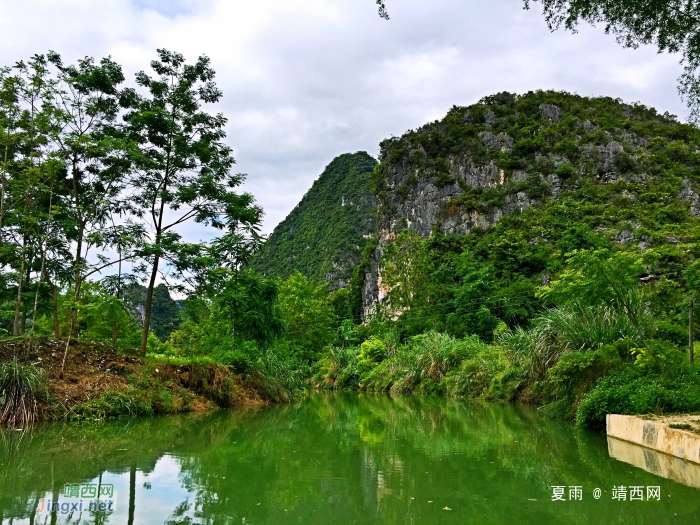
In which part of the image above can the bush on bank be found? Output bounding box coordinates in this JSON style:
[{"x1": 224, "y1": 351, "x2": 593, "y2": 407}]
[{"x1": 310, "y1": 305, "x2": 700, "y2": 429}]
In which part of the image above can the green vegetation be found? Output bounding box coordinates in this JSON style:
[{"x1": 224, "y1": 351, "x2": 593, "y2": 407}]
[
  {"x1": 3, "y1": 65, "x2": 700, "y2": 431},
  {"x1": 0, "y1": 357, "x2": 46, "y2": 426},
  {"x1": 526, "y1": 0, "x2": 700, "y2": 120},
  {"x1": 306, "y1": 91, "x2": 700, "y2": 428},
  {"x1": 251, "y1": 152, "x2": 377, "y2": 288}
]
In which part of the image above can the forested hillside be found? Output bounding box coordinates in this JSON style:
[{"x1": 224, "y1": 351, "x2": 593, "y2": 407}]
[
  {"x1": 251, "y1": 152, "x2": 377, "y2": 288},
  {"x1": 361, "y1": 90, "x2": 700, "y2": 332},
  {"x1": 305, "y1": 91, "x2": 700, "y2": 426}
]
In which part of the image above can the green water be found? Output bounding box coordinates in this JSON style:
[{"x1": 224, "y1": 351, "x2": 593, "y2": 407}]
[{"x1": 0, "y1": 392, "x2": 699, "y2": 524}]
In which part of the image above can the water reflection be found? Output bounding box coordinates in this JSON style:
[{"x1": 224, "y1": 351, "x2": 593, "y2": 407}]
[
  {"x1": 608, "y1": 436, "x2": 700, "y2": 490},
  {"x1": 0, "y1": 393, "x2": 699, "y2": 524}
]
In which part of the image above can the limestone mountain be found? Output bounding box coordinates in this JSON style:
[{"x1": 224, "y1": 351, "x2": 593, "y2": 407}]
[
  {"x1": 359, "y1": 90, "x2": 700, "y2": 329},
  {"x1": 251, "y1": 152, "x2": 377, "y2": 288}
]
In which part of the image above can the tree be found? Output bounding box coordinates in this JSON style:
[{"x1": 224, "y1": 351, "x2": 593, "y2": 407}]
[
  {"x1": 47, "y1": 52, "x2": 132, "y2": 339},
  {"x1": 381, "y1": 230, "x2": 431, "y2": 314},
  {"x1": 376, "y1": 0, "x2": 390, "y2": 20},
  {"x1": 212, "y1": 269, "x2": 283, "y2": 349},
  {"x1": 524, "y1": 0, "x2": 700, "y2": 119},
  {"x1": 0, "y1": 68, "x2": 22, "y2": 250},
  {"x1": 278, "y1": 271, "x2": 336, "y2": 362},
  {"x1": 3, "y1": 55, "x2": 57, "y2": 336},
  {"x1": 538, "y1": 248, "x2": 655, "y2": 334},
  {"x1": 123, "y1": 49, "x2": 261, "y2": 354}
]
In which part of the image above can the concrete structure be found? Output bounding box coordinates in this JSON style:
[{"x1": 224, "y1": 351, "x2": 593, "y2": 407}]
[
  {"x1": 606, "y1": 414, "x2": 700, "y2": 465},
  {"x1": 607, "y1": 436, "x2": 700, "y2": 489}
]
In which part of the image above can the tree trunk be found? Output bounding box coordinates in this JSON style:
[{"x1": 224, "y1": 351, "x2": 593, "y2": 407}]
[
  {"x1": 0, "y1": 175, "x2": 6, "y2": 247},
  {"x1": 51, "y1": 281, "x2": 59, "y2": 338},
  {"x1": 29, "y1": 495, "x2": 39, "y2": 525},
  {"x1": 49, "y1": 489, "x2": 59, "y2": 525},
  {"x1": 13, "y1": 236, "x2": 27, "y2": 336},
  {"x1": 0, "y1": 132, "x2": 10, "y2": 248},
  {"x1": 30, "y1": 245, "x2": 47, "y2": 338},
  {"x1": 139, "y1": 254, "x2": 160, "y2": 354},
  {"x1": 19, "y1": 308, "x2": 26, "y2": 336},
  {"x1": 71, "y1": 225, "x2": 85, "y2": 338}
]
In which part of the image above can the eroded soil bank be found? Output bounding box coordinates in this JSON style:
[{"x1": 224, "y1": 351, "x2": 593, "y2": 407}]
[{"x1": 0, "y1": 338, "x2": 266, "y2": 424}]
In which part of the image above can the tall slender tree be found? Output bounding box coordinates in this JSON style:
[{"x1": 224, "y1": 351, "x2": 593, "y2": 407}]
[
  {"x1": 6, "y1": 56, "x2": 56, "y2": 336},
  {"x1": 0, "y1": 68, "x2": 22, "y2": 250},
  {"x1": 46, "y1": 52, "x2": 131, "y2": 339},
  {"x1": 124, "y1": 49, "x2": 261, "y2": 354}
]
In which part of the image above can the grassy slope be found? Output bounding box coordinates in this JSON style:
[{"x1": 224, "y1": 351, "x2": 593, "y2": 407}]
[{"x1": 251, "y1": 152, "x2": 377, "y2": 287}]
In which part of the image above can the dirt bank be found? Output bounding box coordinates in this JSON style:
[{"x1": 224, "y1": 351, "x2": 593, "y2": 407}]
[{"x1": 0, "y1": 338, "x2": 267, "y2": 424}]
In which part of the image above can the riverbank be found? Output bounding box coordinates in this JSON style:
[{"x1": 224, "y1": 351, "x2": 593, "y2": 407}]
[
  {"x1": 0, "y1": 338, "x2": 268, "y2": 425},
  {"x1": 607, "y1": 414, "x2": 700, "y2": 464},
  {"x1": 310, "y1": 330, "x2": 700, "y2": 429}
]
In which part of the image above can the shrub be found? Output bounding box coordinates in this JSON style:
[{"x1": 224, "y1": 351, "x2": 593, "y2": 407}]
[
  {"x1": 536, "y1": 302, "x2": 644, "y2": 352},
  {"x1": 246, "y1": 346, "x2": 308, "y2": 402},
  {"x1": 539, "y1": 342, "x2": 627, "y2": 419},
  {"x1": 413, "y1": 331, "x2": 473, "y2": 382},
  {"x1": 446, "y1": 346, "x2": 508, "y2": 397},
  {"x1": 70, "y1": 390, "x2": 154, "y2": 421},
  {"x1": 0, "y1": 358, "x2": 47, "y2": 427},
  {"x1": 358, "y1": 338, "x2": 387, "y2": 365},
  {"x1": 555, "y1": 162, "x2": 574, "y2": 178},
  {"x1": 576, "y1": 356, "x2": 700, "y2": 429}
]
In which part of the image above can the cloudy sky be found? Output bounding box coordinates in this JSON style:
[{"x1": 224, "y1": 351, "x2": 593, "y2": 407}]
[{"x1": 0, "y1": 0, "x2": 685, "y2": 236}]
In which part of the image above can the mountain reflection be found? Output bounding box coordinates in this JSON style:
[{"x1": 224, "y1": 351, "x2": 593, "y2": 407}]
[{"x1": 1, "y1": 393, "x2": 698, "y2": 524}]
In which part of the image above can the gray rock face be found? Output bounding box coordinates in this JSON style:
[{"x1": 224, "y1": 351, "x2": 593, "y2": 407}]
[
  {"x1": 621, "y1": 190, "x2": 638, "y2": 203},
  {"x1": 480, "y1": 131, "x2": 513, "y2": 152},
  {"x1": 539, "y1": 103, "x2": 562, "y2": 123},
  {"x1": 618, "y1": 130, "x2": 649, "y2": 148},
  {"x1": 599, "y1": 142, "x2": 625, "y2": 172},
  {"x1": 583, "y1": 120, "x2": 598, "y2": 132},
  {"x1": 359, "y1": 103, "x2": 674, "y2": 318},
  {"x1": 616, "y1": 230, "x2": 634, "y2": 244},
  {"x1": 679, "y1": 179, "x2": 700, "y2": 217},
  {"x1": 581, "y1": 141, "x2": 625, "y2": 176},
  {"x1": 361, "y1": 152, "x2": 536, "y2": 317}
]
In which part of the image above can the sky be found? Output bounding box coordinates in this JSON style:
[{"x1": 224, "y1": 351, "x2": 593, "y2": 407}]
[{"x1": 0, "y1": 0, "x2": 686, "y2": 237}]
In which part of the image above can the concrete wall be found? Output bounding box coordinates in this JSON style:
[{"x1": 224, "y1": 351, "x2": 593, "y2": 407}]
[{"x1": 606, "y1": 414, "x2": 700, "y2": 465}]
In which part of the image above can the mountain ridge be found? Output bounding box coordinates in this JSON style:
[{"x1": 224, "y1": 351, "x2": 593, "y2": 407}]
[{"x1": 251, "y1": 151, "x2": 377, "y2": 289}]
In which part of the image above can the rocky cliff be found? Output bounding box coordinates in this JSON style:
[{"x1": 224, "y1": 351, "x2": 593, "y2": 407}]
[{"x1": 361, "y1": 90, "x2": 700, "y2": 318}]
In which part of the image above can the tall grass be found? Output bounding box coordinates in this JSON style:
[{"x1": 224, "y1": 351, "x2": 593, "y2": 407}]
[
  {"x1": 0, "y1": 358, "x2": 46, "y2": 427},
  {"x1": 311, "y1": 299, "x2": 657, "y2": 423},
  {"x1": 536, "y1": 299, "x2": 645, "y2": 352},
  {"x1": 247, "y1": 349, "x2": 308, "y2": 403}
]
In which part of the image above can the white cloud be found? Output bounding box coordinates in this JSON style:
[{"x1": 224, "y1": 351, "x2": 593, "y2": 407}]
[{"x1": 0, "y1": 0, "x2": 685, "y2": 236}]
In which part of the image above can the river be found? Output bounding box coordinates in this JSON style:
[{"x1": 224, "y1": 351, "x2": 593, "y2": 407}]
[{"x1": 0, "y1": 392, "x2": 698, "y2": 524}]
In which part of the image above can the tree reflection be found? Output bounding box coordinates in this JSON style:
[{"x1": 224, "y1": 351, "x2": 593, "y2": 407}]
[{"x1": 1, "y1": 394, "x2": 700, "y2": 524}]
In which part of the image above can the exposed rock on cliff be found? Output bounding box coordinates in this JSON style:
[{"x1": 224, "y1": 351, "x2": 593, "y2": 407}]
[{"x1": 360, "y1": 90, "x2": 700, "y2": 318}]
